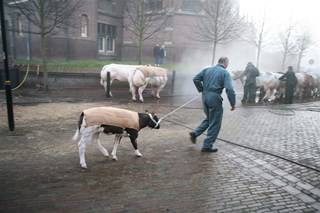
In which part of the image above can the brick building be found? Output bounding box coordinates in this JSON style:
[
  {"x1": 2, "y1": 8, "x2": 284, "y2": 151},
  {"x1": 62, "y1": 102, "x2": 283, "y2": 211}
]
[{"x1": 7, "y1": 0, "x2": 252, "y2": 67}]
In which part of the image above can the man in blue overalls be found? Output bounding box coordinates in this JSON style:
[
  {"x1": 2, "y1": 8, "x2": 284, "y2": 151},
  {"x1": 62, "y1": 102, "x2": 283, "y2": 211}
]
[{"x1": 190, "y1": 57, "x2": 236, "y2": 152}]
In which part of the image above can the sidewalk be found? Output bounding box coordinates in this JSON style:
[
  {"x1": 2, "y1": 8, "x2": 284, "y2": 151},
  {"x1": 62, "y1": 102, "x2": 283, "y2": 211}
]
[{"x1": 0, "y1": 88, "x2": 320, "y2": 212}]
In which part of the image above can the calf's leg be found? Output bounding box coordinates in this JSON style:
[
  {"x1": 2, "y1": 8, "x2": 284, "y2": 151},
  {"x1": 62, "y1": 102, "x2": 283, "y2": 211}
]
[
  {"x1": 78, "y1": 125, "x2": 99, "y2": 169},
  {"x1": 128, "y1": 130, "x2": 142, "y2": 157},
  {"x1": 92, "y1": 132, "x2": 109, "y2": 157},
  {"x1": 78, "y1": 138, "x2": 87, "y2": 168},
  {"x1": 111, "y1": 135, "x2": 122, "y2": 160}
]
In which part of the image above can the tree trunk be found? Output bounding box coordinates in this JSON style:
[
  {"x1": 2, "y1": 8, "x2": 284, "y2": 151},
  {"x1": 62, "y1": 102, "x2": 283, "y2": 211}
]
[
  {"x1": 40, "y1": 0, "x2": 48, "y2": 90},
  {"x1": 138, "y1": 39, "x2": 143, "y2": 65},
  {"x1": 281, "y1": 53, "x2": 287, "y2": 72},
  {"x1": 41, "y1": 33, "x2": 48, "y2": 90},
  {"x1": 297, "y1": 51, "x2": 303, "y2": 73},
  {"x1": 256, "y1": 48, "x2": 261, "y2": 69},
  {"x1": 211, "y1": 42, "x2": 217, "y2": 65}
]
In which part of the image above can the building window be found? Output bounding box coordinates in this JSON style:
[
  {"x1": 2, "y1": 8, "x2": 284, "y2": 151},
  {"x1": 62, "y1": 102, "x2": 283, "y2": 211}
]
[
  {"x1": 106, "y1": 37, "x2": 114, "y2": 52},
  {"x1": 182, "y1": 0, "x2": 200, "y2": 12},
  {"x1": 98, "y1": 36, "x2": 105, "y2": 52},
  {"x1": 81, "y1": 14, "x2": 88, "y2": 37},
  {"x1": 17, "y1": 14, "x2": 23, "y2": 36},
  {"x1": 98, "y1": 23, "x2": 117, "y2": 53},
  {"x1": 147, "y1": 0, "x2": 163, "y2": 11}
]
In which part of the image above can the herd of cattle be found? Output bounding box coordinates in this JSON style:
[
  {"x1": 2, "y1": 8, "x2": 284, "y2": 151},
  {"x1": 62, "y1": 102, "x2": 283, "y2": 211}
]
[
  {"x1": 98, "y1": 63, "x2": 320, "y2": 104},
  {"x1": 232, "y1": 70, "x2": 320, "y2": 103},
  {"x1": 100, "y1": 64, "x2": 168, "y2": 102}
]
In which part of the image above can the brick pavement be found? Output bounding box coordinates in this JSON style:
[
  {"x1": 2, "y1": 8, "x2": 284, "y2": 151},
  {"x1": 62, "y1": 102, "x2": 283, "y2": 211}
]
[{"x1": 0, "y1": 88, "x2": 320, "y2": 212}]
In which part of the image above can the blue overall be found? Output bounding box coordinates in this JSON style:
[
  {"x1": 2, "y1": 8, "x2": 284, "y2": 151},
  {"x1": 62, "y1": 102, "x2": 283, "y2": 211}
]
[{"x1": 192, "y1": 64, "x2": 236, "y2": 149}]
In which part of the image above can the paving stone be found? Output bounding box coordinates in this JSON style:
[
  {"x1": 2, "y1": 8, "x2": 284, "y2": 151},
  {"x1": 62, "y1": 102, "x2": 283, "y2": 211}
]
[
  {"x1": 310, "y1": 188, "x2": 320, "y2": 197},
  {"x1": 283, "y1": 174, "x2": 300, "y2": 183},
  {"x1": 296, "y1": 193, "x2": 316, "y2": 203},
  {"x1": 273, "y1": 169, "x2": 289, "y2": 176},
  {"x1": 270, "y1": 179, "x2": 287, "y2": 187},
  {"x1": 297, "y1": 182, "x2": 315, "y2": 191},
  {"x1": 259, "y1": 172, "x2": 275, "y2": 181},
  {"x1": 282, "y1": 185, "x2": 301, "y2": 195}
]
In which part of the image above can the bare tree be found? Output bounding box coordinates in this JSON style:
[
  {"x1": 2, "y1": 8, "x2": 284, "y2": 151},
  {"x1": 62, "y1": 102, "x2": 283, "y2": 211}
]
[
  {"x1": 278, "y1": 22, "x2": 296, "y2": 71},
  {"x1": 189, "y1": 0, "x2": 245, "y2": 65},
  {"x1": 244, "y1": 12, "x2": 273, "y2": 69},
  {"x1": 295, "y1": 30, "x2": 312, "y2": 72},
  {"x1": 10, "y1": 0, "x2": 85, "y2": 90},
  {"x1": 122, "y1": 0, "x2": 169, "y2": 65}
]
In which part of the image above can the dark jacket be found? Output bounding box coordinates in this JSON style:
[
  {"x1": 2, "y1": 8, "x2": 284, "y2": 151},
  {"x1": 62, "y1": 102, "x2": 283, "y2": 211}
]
[
  {"x1": 154, "y1": 46, "x2": 160, "y2": 58},
  {"x1": 279, "y1": 68, "x2": 297, "y2": 86},
  {"x1": 243, "y1": 64, "x2": 260, "y2": 84}
]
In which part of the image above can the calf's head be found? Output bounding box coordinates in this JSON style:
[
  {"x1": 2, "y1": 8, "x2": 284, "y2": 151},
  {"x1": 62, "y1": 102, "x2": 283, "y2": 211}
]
[{"x1": 146, "y1": 111, "x2": 160, "y2": 129}]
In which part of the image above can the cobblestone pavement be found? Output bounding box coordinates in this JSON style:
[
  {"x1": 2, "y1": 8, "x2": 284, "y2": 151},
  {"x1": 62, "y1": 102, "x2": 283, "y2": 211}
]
[{"x1": 0, "y1": 87, "x2": 320, "y2": 212}]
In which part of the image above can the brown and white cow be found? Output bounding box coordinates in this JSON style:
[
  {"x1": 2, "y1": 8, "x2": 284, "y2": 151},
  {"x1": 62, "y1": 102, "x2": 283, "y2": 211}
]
[
  {"x1": 100, "y1": 64, "x2": 168, "y2": 102},
  {"x1": 130, "y1": 66, "x2": 168, "y2": 102}
]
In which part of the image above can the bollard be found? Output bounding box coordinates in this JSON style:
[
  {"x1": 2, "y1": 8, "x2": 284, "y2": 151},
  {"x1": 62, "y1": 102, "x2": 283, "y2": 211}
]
[{"x1": 106, "y1": 71, "x2": 111, "y2": 98}]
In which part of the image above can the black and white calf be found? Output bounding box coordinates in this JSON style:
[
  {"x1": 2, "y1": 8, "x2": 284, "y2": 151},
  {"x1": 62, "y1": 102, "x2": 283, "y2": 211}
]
[{"x1": 72, "y1": 107, "x2": 160, "y2": 168}]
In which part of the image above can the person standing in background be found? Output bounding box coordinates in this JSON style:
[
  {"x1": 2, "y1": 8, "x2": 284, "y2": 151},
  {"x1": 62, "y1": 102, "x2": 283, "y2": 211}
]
[
  {"x1": 240, "y1": 62, "x2": 260, "y2": 104},
  {"x1": 279, "y1": 66, "x2": 297, "y2": 104},
  {"x1": 159, "y1": 45, "x2": 166, "y2": 65},
  {"x1": 154, "y1": 44, "x2": 160, "y2": 66}
]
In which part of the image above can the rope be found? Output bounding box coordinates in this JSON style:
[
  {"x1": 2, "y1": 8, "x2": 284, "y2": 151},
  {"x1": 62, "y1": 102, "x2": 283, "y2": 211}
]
[
  {"x1": 156, "y1": 94, "x2": 201, "y2": 125},
  {"x1": 0, "y1": 64, "x2": 31, "y2": 92}
]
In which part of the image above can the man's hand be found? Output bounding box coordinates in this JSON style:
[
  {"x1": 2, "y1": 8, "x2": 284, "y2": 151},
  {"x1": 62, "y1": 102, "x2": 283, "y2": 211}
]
[{"x1": 231, "y1": 106, "x2": 236, "y2": 111}]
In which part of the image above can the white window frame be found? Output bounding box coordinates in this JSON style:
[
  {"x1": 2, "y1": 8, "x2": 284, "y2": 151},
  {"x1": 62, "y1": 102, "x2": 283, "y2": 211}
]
[
  {"x1": 81, "y1": 15, "x2": 88, "y2": 37},
  {"x1": 98, "y1": 36, "x2": 105, "y2": 52},
  {"x1": 106, "y1": 37, "x2": 115, "y2": 53},
  {"x1": 17, "y1": 15, "x2": 23, "y2": 36}
]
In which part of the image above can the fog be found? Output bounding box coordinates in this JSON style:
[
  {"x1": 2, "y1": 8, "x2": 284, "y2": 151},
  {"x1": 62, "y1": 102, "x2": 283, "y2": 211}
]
[{"x1": 238, "y1": 0, "x2": 320, "y2": 72}]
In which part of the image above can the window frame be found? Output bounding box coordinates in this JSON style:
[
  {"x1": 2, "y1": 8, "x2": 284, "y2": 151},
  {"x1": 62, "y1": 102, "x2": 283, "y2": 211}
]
[
  {"x1": 17, "y1": 14, "x2": 24, "y2": 36},
  {"x1": 98, "y1": 36, "x2": 105, "y2": 52},
  {"x1": 97, "y1": 22, "x2": 117, "y2": 53},
  {"x1": 106, "y1": 37, "x2": 115, "y2": 53},
  {"x1": 81, "y1": 14, "x2": 88, "y2": 37},
  {"x1": 147, "y1": 0, "x2": 163, "y2": 11},
  {"x1": 182, "y1": 0, "x2": 200, "y2": 12}
]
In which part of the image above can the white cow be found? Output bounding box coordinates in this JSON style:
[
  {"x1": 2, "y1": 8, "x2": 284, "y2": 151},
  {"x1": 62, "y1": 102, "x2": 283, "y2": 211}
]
[
  {"x1": 100, "y1": 64, "x2": 139, "y2": 97},
  {"x1": 256, "y1": 71, "x2": 283, "y2": 102},
  {"x1": 130, "y1": 66, "x2": 168, "y2": 102},
  {"x1": 309, "y1": 73, "x2": 320, "y2": 97},
  {"x1": 233, "y1": 70, "x2": 283, "y2": 102},
  {"x1": 295, "y1": 72, "x2": 320, "y2": 98}
]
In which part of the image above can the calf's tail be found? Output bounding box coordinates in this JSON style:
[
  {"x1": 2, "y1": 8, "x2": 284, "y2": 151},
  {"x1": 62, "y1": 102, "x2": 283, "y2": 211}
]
[
  {"x1": 72, "y1": 113, "x2": 84, "y2": 141},
  {"x1": 72, "y1": 129, "x2": 80, "y2": 141}
]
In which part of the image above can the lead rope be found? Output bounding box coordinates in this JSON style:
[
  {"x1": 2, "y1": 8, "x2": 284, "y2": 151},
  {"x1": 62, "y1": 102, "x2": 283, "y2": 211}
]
[{"x1": 149, "y1": 94, "x2": 201, "y2": 128}]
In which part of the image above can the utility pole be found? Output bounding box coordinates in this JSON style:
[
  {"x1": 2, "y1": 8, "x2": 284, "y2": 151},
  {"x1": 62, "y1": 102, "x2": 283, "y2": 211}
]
[{"x1": 0, "y1": 0, "x2": 15, "y2": 131}]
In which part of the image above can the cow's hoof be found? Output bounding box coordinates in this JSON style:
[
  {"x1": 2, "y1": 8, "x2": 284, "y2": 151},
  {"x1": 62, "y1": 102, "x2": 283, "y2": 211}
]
[
  {"x1": 135, "y1": 150, "x2": 142, "y2": 157},
  {"x1": 112, "y1": 156, "x2": 118, "y2": 161},
  {"x1": 80, "y1": 163, "x2": 87, "y2": 169}
]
